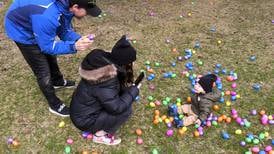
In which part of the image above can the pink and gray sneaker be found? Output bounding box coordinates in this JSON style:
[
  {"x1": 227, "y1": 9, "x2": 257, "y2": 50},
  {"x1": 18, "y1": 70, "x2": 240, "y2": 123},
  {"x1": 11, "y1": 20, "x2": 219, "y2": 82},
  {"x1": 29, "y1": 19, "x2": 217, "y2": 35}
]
[{"x1": 92, "y1": 133, "x2": 121, "y2": 145}]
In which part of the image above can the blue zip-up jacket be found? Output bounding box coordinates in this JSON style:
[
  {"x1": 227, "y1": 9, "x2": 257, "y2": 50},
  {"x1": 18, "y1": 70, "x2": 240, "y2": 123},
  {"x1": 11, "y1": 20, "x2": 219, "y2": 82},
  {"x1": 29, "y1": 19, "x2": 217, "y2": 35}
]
[{"x1": 4, "y1": 0, "x2": 81, "y2": 55}]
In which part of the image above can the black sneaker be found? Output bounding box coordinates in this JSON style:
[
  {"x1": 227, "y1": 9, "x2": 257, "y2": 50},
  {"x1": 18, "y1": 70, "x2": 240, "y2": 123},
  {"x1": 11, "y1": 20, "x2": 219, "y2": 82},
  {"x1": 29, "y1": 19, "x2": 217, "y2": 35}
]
[
  {"x1": 49, "y1": 103, "x2": 70, "y2": 117},
  {"x1": 53, "y1": 79, "x2": 76, "y2": 89}
]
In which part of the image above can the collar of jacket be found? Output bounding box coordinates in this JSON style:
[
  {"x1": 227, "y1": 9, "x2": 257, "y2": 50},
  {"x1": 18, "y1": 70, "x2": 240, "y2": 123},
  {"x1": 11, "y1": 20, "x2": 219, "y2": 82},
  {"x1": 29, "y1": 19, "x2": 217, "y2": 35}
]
[
  {"x1": 197, "y1": 89, "x2": 221, "y2": 102},
  {"x1": 79, "y1": 64, "x2": 118, "y2": 84}
]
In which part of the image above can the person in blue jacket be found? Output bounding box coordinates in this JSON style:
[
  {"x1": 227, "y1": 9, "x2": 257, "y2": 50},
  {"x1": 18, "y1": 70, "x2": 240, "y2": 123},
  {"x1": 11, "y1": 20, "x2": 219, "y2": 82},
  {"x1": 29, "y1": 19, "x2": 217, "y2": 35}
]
[{"x1": 4, "y1": 0, "x2": 101, "y2": 117}]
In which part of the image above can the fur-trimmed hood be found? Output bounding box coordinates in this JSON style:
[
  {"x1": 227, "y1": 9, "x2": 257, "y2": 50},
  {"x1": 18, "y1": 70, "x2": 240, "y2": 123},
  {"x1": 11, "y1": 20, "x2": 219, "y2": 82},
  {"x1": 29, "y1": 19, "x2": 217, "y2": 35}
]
[{"x1": 79, "y1": 64, "x2": 118, "y2": 84}]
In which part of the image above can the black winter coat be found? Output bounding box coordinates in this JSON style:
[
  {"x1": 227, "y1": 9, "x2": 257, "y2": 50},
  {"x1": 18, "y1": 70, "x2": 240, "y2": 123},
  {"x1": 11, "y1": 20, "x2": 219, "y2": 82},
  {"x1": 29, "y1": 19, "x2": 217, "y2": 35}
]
[{"x1": 70, "y1": 56, "x2": 139, "y2": 131}]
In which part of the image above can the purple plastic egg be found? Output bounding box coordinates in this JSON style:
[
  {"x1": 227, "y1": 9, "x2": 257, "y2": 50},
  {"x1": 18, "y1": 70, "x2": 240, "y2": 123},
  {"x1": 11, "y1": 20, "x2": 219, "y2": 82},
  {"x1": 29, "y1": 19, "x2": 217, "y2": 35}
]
[
  {"x1": 230, "y1": 91, "x2": 237, "y2": 96},
  {"x1": 198, "y1": 130, "x2": 204, "y2": 136},
  {"x1": 240, "y1": 141, "x2": 246, "y2": 147},
  {"x1": 250, "y1": 109, "x2": 257, "y2": 115},
  {"x1": 198, "y1": 127, "x2": 203, "y2": 131},
  {"x1": 269, "y1": 120, "x2": 274, "y2": 125},
  {"x1": 265, "y1": 146, "x2": 272, "y2": 152},
  {"x1": 82, "y1": 131, "x2": 90, "y2": 138},
  {"x1": 7, "y1": 137, "x2": 13, "y2": 144},
  {"x1": 240, "y1": 121, "x2": 245, "y2": 126},
  {"x1": 167, "y1": 122, "x2": 172, "y2": 128},
  {"x1": 231, "y1": 109, "x2": 237, "y2": 115}
]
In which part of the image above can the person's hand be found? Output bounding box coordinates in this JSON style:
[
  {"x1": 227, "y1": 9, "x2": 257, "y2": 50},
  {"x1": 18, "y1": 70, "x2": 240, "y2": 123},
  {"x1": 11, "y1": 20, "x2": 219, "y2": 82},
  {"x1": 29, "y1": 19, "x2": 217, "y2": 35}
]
[
  {"x1": 194, "y1": 83, "x2": 205, "y2": 94},
  {"x1": 195, "y1": 119, "x2": 202, "y2": 126},
  {"x1": 75, "y1": 35, "x2": 93, "y2": 51},
  {"x1": 137, "y1": 83, "x2": 142, "y2": 89}
]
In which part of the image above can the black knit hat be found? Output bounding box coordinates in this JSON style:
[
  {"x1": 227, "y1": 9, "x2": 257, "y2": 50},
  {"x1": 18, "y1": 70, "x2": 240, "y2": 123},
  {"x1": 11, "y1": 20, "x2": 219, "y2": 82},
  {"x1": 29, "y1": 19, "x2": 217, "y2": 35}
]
[
  {"x1": 69, "y1": 0, "x2": 101, "y2": 17},
  {"x1": 198, "y1": 74, "x2": 217, "y2": 93},
  {"x1": 110, "y1": 35, "x2": 137, "y2": 66},
  {"x1": 81, "y1": 49, "x2": 110, "y2": 70}
]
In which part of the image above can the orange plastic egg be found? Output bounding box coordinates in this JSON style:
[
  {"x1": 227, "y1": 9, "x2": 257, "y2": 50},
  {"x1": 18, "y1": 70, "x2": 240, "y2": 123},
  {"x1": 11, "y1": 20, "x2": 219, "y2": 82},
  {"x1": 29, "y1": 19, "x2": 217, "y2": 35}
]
[
  {"x1": 178, "y1": 129, "x2": 185, "y2": 135},
  {"x1": 225, "y1": 90, "x2": 231, "y2": 96},
  {"x1": 260, "y1": 110, "x2": 266, "y2": 115},
  {"x1": 226, "y1": 117, "x2": 232, "y2": 123},
  {"x1": 194, "y1": 131, "x2": 200, "y2": 137},
  {"x1": 153, "y1": 119, "x2": 159, "y2": 125},
  {"x1": 187, "y1": 97, "x2": 192, "y2": 103},
  {"x1": 82, "y1": 151, "x2": 89, "y2": 154},
  {"x1": 213, "y1": 105, "x2": 220, "y2": 111},
  {"x1": 218, "y1": 117, "x2": 223, "y2": 123},
  {"x1": 222, "y1": 115, "x2": 227, "y2": 120},
  {"x1": 135, "y1": 128, "x2": 142, "y2": 136},
  {"x1": 161, "y1": 115, "x2": 167, "y2": 120},
  {"x1": 154, "y1": 110, "x2": 160, "y2": 115},
  {"x1": 169, "y1": 117, "x2": 174, "y2": 122}
]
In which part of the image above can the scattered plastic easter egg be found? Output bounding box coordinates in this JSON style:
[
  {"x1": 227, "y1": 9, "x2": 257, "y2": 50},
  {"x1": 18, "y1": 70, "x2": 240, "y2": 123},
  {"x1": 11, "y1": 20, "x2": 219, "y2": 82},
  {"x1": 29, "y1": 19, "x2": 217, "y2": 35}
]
[
  {"x1": 253, "y1": 138, "x2": 260, "y2": 144},
  {"x1": 136, "y1": 137, "x2": 143, "y2": 144},
  {"x1": 67, "y1": 138, "x2": 73, "y2": 145},
  {"x1": 252, "y1": 147, "x2": 260, "y2": 153},
  {"x1": 87, "y1": 134, "x2": 93, "y2": 140},
  {"x1": 166, "y1": 129, "x2": 173, "y2": 137},
  {"x1": 7, "y1": 137, "x2": 13, "y2": 144},
  {"x1": 265, "y1": 146, "x2": 272, "y2": 152},
  {"x1": 213, "y1": 105, "x2": 220, "y2": 111},
  {"x1": 59, "y1": 121, "x2": 65, "y2": 128},
  {"x1": 240, "y1": 141, "x2": 246, "y2": 147},
  {"x1": 235, "y1": 129, "x2": 242, "y2": 135},
  {"x1": 194, "y1": 131, "x2": 200, "y2": 137},
  {"x1": 136, "y1": 129, "x2": 142, "y2": 136},
  {"x1": 65, "y1": 145, "x2": 71, "y2": 154},
  {"x1": 12, "y1": 140, "x2": 20, "y2": 147},
  {"x1": 152, "y1": 148, "x2": 159, "y2": 154}
]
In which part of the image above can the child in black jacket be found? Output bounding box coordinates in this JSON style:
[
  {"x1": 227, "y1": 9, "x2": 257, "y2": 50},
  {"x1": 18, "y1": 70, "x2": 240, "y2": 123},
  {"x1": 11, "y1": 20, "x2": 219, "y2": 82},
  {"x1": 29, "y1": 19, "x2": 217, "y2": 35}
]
[{"x1": 70, "y1": 36, "x2": 140, "y2": 145}]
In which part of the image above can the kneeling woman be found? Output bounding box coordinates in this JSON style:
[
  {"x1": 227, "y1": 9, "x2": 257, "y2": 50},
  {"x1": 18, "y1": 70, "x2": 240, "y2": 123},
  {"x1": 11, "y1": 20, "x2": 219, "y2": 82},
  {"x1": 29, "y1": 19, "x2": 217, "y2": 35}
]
[{"x1": 70, "y1": 36, "x2": 140, "y2": 145}]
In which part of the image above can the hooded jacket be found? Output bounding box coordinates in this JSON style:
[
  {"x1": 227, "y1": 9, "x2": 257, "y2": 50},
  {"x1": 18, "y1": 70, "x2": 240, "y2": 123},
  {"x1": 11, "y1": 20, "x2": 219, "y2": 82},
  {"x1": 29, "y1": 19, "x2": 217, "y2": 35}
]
[
  {"x1": 4, "y1": 0, "x2": 81, "y2": 55},
  {"x1": 70, "y1": 50, "x2": 139, "y2": 131},
  {"x1": 191, "y1": 89, "x2": 221, "y2": 121}
]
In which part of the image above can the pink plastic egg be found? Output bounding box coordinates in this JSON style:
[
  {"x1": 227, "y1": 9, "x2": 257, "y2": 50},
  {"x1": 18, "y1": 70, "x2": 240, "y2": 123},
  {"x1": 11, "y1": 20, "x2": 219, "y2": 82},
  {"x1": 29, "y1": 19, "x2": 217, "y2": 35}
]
[
  {"x1": 166, "y1": 129, "x2": 173, "y2": 137},
  {"x1": 231, "y1": 109, "x2": 237, "y2": 115},
  {"x1": 236, "y1": 117, "x2": 242, "y2": 124},
  {"x1": 231, "y1": 83, "x2": 237, "y2": 88},
  {"x1": 155, "y1": 100, "x2": 161, "y2": 106},
  {"x1": 252, "y1": 147, "x2": 260, "y2": 153},
  {"x1": 136, "y1": 137, "x2": 143, "y2": 145},
  {"x1": 87, "y1": 134, "x2": 93, "y2": 140},
  {"x1": 265, "y1": 146, "x2": 272, "y2": 152},
  {"x1": 206, "y1": 121, "x2": 212, "y2": 127},
  {"x1": 66, "y1": 138, "x2": 73, "y2": 145}
]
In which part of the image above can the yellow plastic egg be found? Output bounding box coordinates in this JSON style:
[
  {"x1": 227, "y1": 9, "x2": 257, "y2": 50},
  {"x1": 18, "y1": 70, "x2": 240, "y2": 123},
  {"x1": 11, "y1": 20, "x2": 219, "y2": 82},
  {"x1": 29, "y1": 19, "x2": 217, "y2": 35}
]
[{"x1": 226, "y1": 101, "x2": 231, "y2": 106}]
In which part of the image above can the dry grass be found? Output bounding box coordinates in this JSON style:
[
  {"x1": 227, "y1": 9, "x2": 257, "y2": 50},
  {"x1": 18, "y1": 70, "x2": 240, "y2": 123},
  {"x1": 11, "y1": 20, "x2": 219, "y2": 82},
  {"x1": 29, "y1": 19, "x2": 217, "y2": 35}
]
[{"x1": 0, "y1": 0, "x2": 273, "y2": 153}]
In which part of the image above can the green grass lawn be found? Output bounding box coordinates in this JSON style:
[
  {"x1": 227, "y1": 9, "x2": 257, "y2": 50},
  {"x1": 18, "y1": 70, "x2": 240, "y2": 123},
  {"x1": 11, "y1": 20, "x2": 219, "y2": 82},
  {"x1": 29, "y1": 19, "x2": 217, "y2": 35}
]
[{"x1": 0, "y1": 0, "x2": 273, "y2": 153}]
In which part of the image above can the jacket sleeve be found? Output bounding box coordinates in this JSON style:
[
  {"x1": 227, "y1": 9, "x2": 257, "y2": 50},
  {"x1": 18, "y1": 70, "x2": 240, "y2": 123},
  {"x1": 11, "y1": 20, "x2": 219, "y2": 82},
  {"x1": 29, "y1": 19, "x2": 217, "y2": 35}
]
[
  {"x1": 57, "y1": 16, "x2": 81, "y2": 41},
  {"x1": 31, "y1": 15, "x2": 77, "y2": 55},
  {"x1": 198, "y1": 99, "x2": 212, "y2": 121},
  {"x1": 198, "y1": 90, "x2": 222, "y2": 121},
  {"x1": 95, "y1": 84, "x2": 139, "y2": 115}
]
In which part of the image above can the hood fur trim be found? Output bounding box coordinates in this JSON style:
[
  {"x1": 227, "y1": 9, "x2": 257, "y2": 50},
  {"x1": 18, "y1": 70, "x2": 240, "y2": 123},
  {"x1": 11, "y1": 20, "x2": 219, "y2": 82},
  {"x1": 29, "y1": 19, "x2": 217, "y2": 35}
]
[{"x1": 79, "y1": 64, "x2": 117, "y2": 84}]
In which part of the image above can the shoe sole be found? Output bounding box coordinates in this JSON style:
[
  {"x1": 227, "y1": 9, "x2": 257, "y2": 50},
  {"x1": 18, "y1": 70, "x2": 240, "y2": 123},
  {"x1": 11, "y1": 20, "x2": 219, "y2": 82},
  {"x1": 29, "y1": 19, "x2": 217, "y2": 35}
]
[
  {"x1": 54, "y1": 86, "x2": 76, "y2": 89},
  {"x1": 93, "y1": 139, "x2": 121, "y2": 145},
  {"x1": 49, "y1": 108, "x2": 70, "y2": 117}
]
